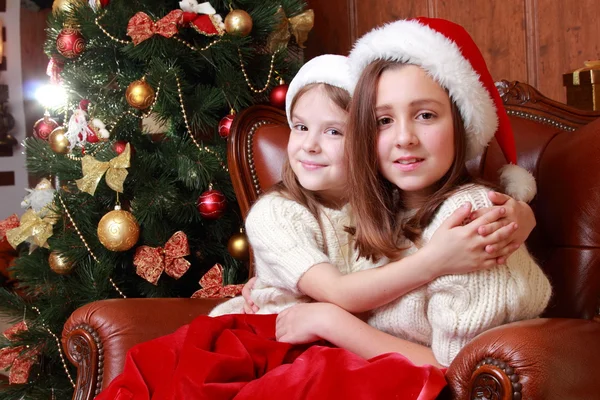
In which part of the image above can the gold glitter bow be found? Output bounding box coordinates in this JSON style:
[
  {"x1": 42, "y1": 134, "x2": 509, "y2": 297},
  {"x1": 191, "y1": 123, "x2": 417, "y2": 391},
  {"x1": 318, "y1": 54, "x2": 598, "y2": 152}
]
[
  {"x1": 76, "y1": 143, "x2": 131, "y2": 195},
  {"x1": 6, "y1": 208, "x2": 58, "y2": 249},
  {"x1": 267, "y1": 7, "x2": 314, "y2": 52}
]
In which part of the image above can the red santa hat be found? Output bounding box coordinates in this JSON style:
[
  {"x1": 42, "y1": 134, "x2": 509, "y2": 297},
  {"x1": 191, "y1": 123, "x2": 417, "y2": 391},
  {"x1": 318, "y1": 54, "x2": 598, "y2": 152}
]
[
  {"x1": 348, "y1": 17, "x2": 536, "y2": 202},
  {"x1": 285, "y1": 54, "x2": 355, "y2": 128}
]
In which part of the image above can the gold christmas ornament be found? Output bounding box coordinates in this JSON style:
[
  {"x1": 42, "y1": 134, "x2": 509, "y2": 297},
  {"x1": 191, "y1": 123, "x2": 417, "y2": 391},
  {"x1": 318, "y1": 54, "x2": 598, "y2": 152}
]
[
  {"x1": 227, "y1": 231, "x2": 250, "y2": 261},
  {"x1": 97, "y1": 205, "x2": 140, "y2": 252},
  {"x1": 48, "y1": 126, "x2": 70, "y2": 154},
  {"x1": 52, "y1": 0, "x2": 85, "y2": 15},
  {"x1": 48, "y1": 251, "x2": 74, "y2": 275},
  {"x1": 224, "y1": 10, "x2": 253, "y2": 37},
  {"x1": 126, "y1": 78, "x2": 155, "y2": 110}
]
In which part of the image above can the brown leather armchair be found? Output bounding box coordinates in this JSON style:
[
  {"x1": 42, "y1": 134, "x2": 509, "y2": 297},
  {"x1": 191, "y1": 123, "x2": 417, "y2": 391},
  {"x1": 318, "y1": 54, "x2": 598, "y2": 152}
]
[{"x1": 62, "y1": 81, "x2": 600, "y2": 400}]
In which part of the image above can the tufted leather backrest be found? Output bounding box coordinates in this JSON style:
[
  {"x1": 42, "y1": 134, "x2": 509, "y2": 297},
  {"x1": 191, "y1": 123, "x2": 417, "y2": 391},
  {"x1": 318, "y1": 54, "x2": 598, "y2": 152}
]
[{"x1": 227, "y1": 81, "x2": 600, "y2": 320}]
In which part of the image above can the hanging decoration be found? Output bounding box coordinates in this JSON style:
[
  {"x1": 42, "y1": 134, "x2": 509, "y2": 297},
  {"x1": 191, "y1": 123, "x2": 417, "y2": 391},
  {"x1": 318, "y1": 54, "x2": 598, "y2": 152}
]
[
  {"x1": 33, "y1": 111, "x2": 59, "y2": 141},
  {"x1": 191, "y1": 263, "x2": 243, "y2": 298},
  {"x1": 267, "y1": 7, "x2": 314, "y2": 52},
  {"x1": 88, "y1": 0, "x2": 110, "y2": 12},
  {"x1": 269, "y1": 79, "x2": 288, "y2": 109},
  {"x1": 0, "y1": 322, "x2": 40, "y2": 384},
  {"x1": 52, "y1": 0, "x2": 85, "y2": 15},
  {"x1": 227, "y1": 230, "x2": 249, "y2": 260},
  {"x1": 6, "y1": 207, "x2": 58, "y2": 250},
  {"x1": 86, "y1": 118, "x2": 110, "y2": 143},
  {"x1": 46, "y1": 57, "x2": 64, "y2": 85},
  {"x1": 218, "y1": 110, "x2": 235, "y2": 138},
  {"x1": 48, "y1": 126, "x2": 70, "y2": 154},
  {"x1": 180, "y1": 0, "x2": 225, "y2": 36},
  {"x1": 48, "y1": 251, "x2": 75, "y2": 275},
  {"x1": 97, "y1": 205, "x2": 140, "y2": 252},
  {"x1": 126, "y1": 10, "x2": 184, "y2": 46},
  {"x1": 197, "y1": 186, "x2": 226, "y2": 219},
  {"x1": 133, "y1": 231, "x2": 191, "y2": 285},
  {"x1": 65, "y1": 100, "x2": 92, "y2": 148},
  {"x1": 20, "y1": 178, "x2": 56, "y2": 213},
  {"x1": 224, "y1": 9, "x2": 253, "y2": 36},
  {"x1": 56, "y1": 26, "x2": 86, "y2": 59},
  {"x1": 75, "y1": 142, "x2": 131, "y2": 195},
  {"x1": 125, "y1": 78, "x2": 155, "y2": 110}
]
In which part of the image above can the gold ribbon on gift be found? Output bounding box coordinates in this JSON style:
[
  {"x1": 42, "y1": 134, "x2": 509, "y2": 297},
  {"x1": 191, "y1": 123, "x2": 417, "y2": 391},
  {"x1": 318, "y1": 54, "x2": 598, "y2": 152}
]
[
  {"x1": 267, "y1": 7, "x2": 314, "y2": 52},
  {"x1": 571, "y1": 60, "x2": 600, "y2": 85},
  {"x1": 6, "y1": 208, "x2": 58, "y2": 249},
  {"x1": 76, "y1": 143, "x2": 131, "y2": 195}
]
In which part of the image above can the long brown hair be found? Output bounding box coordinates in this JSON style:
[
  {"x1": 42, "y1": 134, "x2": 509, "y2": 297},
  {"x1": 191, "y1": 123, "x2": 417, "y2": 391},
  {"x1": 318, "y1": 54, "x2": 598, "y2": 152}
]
[
  {"x1": 271, "y1": 83, "x2": 352, "y2": 227},
  {"x1": 346, "y1": 60, "x2": 497, "y2": 261}
]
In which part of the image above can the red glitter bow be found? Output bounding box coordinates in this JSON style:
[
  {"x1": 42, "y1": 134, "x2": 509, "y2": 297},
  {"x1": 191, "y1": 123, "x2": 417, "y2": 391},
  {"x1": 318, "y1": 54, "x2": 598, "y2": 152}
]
[
  {"x1": 0, "y1": 322, "x2": 40, "y2": 384},
  {"x1": 0, "y1": 214, "x2": 19, "y2": 241},
  {"x1": 127, "y1": 10, "x2": 184, "y2": 45},
  {"x1": 191, "y1": 264, "x2": 243, "y2": 298},
  {"x1": 134, "y1": 231, "x2": 191, "y2": 285}
]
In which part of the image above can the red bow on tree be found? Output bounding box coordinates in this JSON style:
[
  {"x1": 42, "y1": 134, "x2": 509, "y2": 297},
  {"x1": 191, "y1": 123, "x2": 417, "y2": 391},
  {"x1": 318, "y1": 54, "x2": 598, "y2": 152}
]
[
  {"x1": 134, "y1": 231, "x2": 190, "y2": 285},
  {"x1": 127, "y1": 10, "x2": 184, "y2": 45},
  {"x1": 0, "y1": 322, "x2": 40, "y2": 384},
  {"x1": 191, "y1": 264, "x2": 243, "y2": 299}
]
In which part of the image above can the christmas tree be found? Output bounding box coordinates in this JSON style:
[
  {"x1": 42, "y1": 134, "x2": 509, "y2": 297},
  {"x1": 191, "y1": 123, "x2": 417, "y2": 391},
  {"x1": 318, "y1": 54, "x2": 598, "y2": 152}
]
[{"x1": 0, "y1": 0, "x2": 310, "y2": 397}]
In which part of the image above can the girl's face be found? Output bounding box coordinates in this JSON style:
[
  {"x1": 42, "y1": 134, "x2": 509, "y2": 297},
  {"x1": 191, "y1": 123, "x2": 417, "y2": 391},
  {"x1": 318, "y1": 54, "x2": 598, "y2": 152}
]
[
  {"x1": 288, "y1": 85, "x2": 348, "y2": 206},
  {"x1": 375, "y1": 65, "x2": 455, "y2": 208}
]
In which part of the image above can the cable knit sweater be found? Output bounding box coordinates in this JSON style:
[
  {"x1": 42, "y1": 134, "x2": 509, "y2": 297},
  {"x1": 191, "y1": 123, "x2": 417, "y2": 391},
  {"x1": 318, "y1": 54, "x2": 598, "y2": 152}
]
[
  {"x1": 368, "y1": 184, "x2": 552, "y2": 366},
  {"x1": 210, "y1": 192, "x2": 383, "y2": 316}
]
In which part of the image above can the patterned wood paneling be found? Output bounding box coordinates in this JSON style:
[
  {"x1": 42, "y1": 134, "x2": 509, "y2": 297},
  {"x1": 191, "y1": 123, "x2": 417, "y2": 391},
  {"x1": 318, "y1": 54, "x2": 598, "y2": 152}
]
[
  {"x1": 535, "y1": 0, "x2": 600, "y2": 102},
  {"x1": 433, "y1": 0, "x2": 528, "y2": 87}
]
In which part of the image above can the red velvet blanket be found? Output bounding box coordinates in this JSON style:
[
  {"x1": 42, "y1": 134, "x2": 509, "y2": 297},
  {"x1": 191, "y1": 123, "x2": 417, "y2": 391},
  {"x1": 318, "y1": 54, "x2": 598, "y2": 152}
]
[{"x1": 96, "y1": 314, "x2": 446, "y2": 400}]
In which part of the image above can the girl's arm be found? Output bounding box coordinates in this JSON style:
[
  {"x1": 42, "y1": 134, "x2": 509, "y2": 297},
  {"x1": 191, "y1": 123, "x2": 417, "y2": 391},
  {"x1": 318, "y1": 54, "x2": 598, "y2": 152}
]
[
  {"x1": 276, "y1": 302, "x2": 443, "y2": 368},
  {"x1": 472, "y1": 191, "x2": 536, "y2": 263},
  {"x1": 297, "y1": 204, "x2": 516, "y2": 313}
]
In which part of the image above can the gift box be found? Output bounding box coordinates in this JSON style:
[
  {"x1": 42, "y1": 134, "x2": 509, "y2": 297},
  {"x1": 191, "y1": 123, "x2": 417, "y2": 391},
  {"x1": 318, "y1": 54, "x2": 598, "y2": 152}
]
[{"x1": 563, "y1": 60, "x2": 600, "y2": 111}]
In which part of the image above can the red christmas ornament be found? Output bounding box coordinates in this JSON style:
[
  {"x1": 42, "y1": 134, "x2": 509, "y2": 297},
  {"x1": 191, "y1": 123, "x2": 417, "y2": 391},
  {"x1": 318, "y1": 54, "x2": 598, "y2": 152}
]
[
  {"x1": 197, "y1": 188, "x2": 226, "y2": 219},
  {"x1": 218, "y1": 111, "x2": 235, "y2": 138},
  {"x1": 56, "y1": 27, "x2": 86, "y2": 59},
  {"x1": 269, "y1": 82, "x2": 288, "y2": 109},
  {"x1": 32, "y1": 112, "x2": 59, "y2": 141},
  {"x1": 113, "y1": 140, "x2": 134, "y2": 155},
  {"x1": 86, "y1": 127, "x2": 99, "y2": 143}
]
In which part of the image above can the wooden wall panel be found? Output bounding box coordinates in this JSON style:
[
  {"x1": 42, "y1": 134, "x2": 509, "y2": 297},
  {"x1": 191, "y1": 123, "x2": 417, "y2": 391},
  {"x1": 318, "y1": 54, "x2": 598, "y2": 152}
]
[
  {"x1": 354, "y1": 0, "x2": 429, "y2": 39},
  {"x1": 305, "y1": 0, "x2": 353, "y2": 59},
  {"x1": 536, "y1": 0, "x2": 600, "y2": 102},
  {"x1": 433, "y1": 0, "x2": 528, "y2": 87}
]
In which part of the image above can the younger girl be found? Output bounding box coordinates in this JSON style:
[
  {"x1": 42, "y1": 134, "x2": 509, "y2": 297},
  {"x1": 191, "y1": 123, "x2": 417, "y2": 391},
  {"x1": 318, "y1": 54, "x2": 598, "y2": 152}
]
[
  {"x1": 275, "y1": 18, "x2": 551, "y2": 368},
  {"x1": 211, "y1": 54, "x2": 533, "y2": 318}
]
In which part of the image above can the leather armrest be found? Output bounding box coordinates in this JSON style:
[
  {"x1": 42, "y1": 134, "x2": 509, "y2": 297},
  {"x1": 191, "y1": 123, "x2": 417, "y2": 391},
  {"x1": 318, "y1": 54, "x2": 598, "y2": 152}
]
[
  {"x1": 62, "y1": 298, "x2": 225, "y2": 398},
  {"x1": 445, "y1": 318, "x2": 600, "y2": 400}
]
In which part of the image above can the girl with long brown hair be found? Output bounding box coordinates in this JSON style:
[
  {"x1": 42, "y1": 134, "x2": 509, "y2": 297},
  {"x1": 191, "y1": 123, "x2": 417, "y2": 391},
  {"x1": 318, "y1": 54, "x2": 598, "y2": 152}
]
[
  {"x1": 211, "y1": 53, "x2": 533, "y2": 318},
  {"x1": 274, "y1": 18, "x2": 551, "y2": 369}
]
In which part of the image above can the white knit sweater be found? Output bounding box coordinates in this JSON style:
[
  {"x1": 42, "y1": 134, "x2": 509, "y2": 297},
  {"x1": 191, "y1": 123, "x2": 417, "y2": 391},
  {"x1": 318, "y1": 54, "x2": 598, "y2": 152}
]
[
  {"x1": 210, "y1": 192, "x2": 382, "y2": 316},
  {"x1": 368, "y1": 184, "x2": 552, "y2": 366}
]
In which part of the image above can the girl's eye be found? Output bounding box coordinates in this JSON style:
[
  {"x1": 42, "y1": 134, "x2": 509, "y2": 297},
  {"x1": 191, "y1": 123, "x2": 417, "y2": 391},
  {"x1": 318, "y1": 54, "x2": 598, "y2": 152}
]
[
  {"x1": 417, "y1": 112, "x2": 435, "y2": 120},
  {"x1": 294, "y1": 124, "x2": 308, "y2": 131},
  {"x1": 377, "y1": 117, "x2": 392, "y2": 126},
  {"x1": 325, "y1": 128, "x2": 343, "y2": 136}
]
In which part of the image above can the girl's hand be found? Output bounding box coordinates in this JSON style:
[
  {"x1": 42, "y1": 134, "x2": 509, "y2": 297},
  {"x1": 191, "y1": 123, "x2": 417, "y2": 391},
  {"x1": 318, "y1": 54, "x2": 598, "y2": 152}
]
[
  {"x1": 471, "y1": 191, "x2": 536, "y2": 263},
  {"x1": 241, "y1": 277, "x2": 259, "y2": 314},
  {"x1": 426, "y1": 203, "x2": 517, "y2": 275},
  {"x1": 276, "y1": 303, "x2": 335, "y2": 344}
]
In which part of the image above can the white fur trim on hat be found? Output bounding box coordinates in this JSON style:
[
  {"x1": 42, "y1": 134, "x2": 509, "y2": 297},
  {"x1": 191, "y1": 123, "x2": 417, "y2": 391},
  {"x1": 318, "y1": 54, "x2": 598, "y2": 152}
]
[
  {"x1": 285, "y1": 55, "x2": 355, "y2": 127},
  {"x1": 348, "y1": 19, "x2": 498, "y2": 160},
  {"x1": 499, "y1": 164, "x2": 537, "y2": 202}
]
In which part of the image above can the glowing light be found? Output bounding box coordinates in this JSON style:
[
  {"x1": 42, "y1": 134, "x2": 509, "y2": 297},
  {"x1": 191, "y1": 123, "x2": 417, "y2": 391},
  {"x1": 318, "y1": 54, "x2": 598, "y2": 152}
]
[{"x1": 35, "y1": 84, "x2": 68, "y2": 109}]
